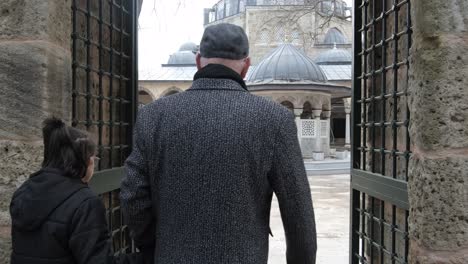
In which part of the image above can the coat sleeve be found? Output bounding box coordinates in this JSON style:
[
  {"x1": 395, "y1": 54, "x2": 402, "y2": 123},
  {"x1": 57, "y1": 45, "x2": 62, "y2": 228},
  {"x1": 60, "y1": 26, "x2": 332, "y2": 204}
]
[
  {"x1": 68, "y1": 196, "x2": 113, "y2": 264},
  {"x1": 120, "y1": 110, "x2": 156, "y2": 252},
  {"x1": 268, "y1": 113, "x2": 317, "y2": 264}
]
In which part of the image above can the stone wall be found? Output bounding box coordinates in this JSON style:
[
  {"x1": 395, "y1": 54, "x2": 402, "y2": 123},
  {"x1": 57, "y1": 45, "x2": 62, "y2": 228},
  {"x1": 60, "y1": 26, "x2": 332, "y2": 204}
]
[
  {"x1": 0, "y1": 0, "x2": 72, "y2": 261},
  {"x1": 0, "y1": 141, "x2": 44, "y2": 260},
  {"x1": 408, "y1": 0, "x2": 468, "y2": 263}
]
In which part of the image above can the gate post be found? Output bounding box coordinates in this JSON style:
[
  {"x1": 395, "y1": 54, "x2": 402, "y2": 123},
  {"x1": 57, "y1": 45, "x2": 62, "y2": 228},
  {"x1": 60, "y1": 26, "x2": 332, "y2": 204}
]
[
  {"x1": 408, "y1": 0, "x2": 468, "y2": 263},
  {"x1": 0, "y1": 0, "x2": 72, "y2": 261}
]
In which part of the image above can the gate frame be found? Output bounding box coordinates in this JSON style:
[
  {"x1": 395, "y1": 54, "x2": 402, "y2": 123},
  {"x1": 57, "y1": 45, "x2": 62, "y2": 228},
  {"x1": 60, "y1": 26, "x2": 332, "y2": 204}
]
[
  {"x1": 349, "y1": 0, "x2": 412, "y2": 263},
  {"x1": 71, "y1": 0, "x2": 139, "y2": 254}
]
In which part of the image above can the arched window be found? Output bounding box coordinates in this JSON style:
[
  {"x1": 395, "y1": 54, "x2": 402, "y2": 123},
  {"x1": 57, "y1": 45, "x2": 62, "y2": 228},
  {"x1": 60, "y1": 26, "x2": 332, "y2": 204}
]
[
  {"x1": 274, "y1": 24, "x2": 286, "y2": 43},
  {"x1": 164, "y1": 90, "x2": 180, "y2": 97},
  {"x1": 323, "y1": 27, "x2": 348, "y2": 45},
  {"x1": 216, "y1": 0, "x2": 225, "y2": 20},
  {"x1": 259, "y1": 28, "x2": 270, "y2": 44},
  {"x1": 302, "y1": 101, "x2": 312, "y2": 119},
  {"x1": 239, "y1": 0, "x2": 246, "y2": 12},
  {"x1": 334, "y1": 0, "x2": 346, "y2": 17},
  {"x1": 161, "y1": 87, "x2": 183, "y2": 98},
  {"x1": 291, "y1": 28, "x2": 301, "y2": 44},
  {"x1": 320, "y1": 0, "x2": 334, "y2": 15},
  {"x1": 280, "y1": 101, "x2": 294, "y2": 111},
  {"x1": 138, "y1": 90, "x2": 154, "y2": 106},
  {"x1": 226, "y1": 0, "x2": 239, "y2": 16}
]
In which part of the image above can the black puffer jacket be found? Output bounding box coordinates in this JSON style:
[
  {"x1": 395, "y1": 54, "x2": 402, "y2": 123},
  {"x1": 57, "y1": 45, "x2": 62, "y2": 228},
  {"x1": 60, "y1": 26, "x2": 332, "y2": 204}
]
[{"x1": 10, "y1": 168, "x2": 139, "y2": 264}]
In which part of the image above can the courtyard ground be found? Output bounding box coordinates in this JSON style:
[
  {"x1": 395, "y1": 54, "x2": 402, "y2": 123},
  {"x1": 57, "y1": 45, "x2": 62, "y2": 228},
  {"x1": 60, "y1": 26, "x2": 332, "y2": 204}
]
[{"x1": 268, "y1": 174, "x2": 350, "y2": 264}]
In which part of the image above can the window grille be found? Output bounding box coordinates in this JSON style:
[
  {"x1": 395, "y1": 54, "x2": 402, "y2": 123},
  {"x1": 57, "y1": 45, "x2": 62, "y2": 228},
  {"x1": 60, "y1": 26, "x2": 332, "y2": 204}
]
[
  {"x1": 301, "y1": 120, "x2": 317, "y2": 138},
  {"x1": 291, "y1": 29, "x2": 301, "y2": 44},
  {"x1": 274, "y1": 24, "x2": 286, "y2": 43},
  {"x1": 259, "y1": 28, "x2": 270, "y2": 43}
]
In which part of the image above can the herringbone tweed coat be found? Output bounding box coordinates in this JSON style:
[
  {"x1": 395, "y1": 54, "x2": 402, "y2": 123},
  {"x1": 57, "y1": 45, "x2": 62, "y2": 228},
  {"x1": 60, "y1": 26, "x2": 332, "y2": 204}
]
[{"x1": 121, "y1": 65, "x2": 317, "y2": 264}]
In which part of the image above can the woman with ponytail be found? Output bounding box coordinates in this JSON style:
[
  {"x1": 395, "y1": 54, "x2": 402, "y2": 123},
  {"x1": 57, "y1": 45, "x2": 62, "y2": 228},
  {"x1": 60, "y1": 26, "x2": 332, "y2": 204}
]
[{"x1": 9, "y1": 117, "x2": 141, "y2": 264}]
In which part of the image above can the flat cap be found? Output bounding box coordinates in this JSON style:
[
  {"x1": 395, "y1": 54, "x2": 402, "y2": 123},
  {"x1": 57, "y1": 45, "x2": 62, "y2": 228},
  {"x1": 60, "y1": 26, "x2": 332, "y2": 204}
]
[{"x1": 199, "y1": 23, "x2": 249, "y2": 60}]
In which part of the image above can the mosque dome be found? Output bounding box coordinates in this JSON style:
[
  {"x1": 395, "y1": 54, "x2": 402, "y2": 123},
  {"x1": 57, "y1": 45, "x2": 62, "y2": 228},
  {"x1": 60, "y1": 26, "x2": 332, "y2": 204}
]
[
  {"x1": 178, "y1": 42, "x2": 198, "y2": 53},
  {"x1": 315, "y1": 45, "x2": 352, "y2": 65},
  {"x1": 247, "y1": 44, "x2": 327, "y2": 84},
  {"x1": 167, "y1": 50, "x2": 196, "y2": 65},
  {"x1": 323, "y1": 28, "x2": 348, "y2": 45}
]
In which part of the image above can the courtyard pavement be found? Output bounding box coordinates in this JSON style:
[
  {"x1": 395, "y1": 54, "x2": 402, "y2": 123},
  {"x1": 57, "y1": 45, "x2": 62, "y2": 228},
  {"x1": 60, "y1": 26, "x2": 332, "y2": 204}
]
[{"x1": 268, "y1": 174, "x2": 350, "y2": 264}]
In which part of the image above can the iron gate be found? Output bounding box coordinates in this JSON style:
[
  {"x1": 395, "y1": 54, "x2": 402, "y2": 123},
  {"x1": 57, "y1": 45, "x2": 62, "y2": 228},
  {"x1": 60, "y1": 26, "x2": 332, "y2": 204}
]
[
  {"x1": 351, "y1": 0, "x2": 412, "y2": 263},
  {"x1": 71, "y1": 0, "x2": 138, "y2": 254}
]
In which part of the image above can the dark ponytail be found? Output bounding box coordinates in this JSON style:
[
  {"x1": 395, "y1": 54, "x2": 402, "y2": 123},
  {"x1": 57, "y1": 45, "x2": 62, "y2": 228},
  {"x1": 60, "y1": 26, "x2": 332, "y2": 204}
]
[{"x1": 42, "y1": 117, "x2": 97, "y2": 178}]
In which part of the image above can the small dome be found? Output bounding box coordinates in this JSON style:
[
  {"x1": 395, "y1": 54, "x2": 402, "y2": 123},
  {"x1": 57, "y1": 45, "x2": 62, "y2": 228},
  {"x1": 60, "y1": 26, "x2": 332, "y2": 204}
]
[
  {"x1": 179, "y1": 42, "x2": 198, "y2": 53},
  {"x1": 167, "y1": 51, "x2": 196, "y2": 65},
  {"x1": 323, "y1": 28, "x2": 348, "y2": 45},
  {"x1": 315, "y1": 45, "x2": 352, "y2": 65},
  {"x1": 247, "y1": 44, "x2": 327, "y2": 83}
]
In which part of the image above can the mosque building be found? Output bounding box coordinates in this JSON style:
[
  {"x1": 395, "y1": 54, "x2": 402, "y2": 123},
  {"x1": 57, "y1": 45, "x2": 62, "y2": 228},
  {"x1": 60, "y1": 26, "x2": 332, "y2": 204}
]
[{"x1": 139, "y1": 0, "x2": 353, "y2": 159}]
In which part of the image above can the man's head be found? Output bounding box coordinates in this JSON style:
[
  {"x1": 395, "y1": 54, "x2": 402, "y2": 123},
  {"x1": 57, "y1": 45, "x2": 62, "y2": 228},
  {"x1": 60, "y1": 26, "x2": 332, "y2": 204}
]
[{"x1": 197, "y1": 23, "x2": 251, "y2": 78}]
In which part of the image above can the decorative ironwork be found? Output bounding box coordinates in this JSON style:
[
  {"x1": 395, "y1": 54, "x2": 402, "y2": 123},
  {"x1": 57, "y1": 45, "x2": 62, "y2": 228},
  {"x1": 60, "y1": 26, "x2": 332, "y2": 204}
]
[
  {"x1": 301, "y1": 120, "x2": 317, "y2": 138},
  {"x1": 351, "y1": 0, "x2": 412, "y2": 263},
  {"x1": 71, "y1": 0, "x2": 138, "y2": 255}
]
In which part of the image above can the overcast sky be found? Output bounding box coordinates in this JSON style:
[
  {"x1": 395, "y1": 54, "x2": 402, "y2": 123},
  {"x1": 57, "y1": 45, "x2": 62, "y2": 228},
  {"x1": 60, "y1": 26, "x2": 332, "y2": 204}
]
[{"x1": 138, "y1": 0, "x2": 352, "y2": 77}]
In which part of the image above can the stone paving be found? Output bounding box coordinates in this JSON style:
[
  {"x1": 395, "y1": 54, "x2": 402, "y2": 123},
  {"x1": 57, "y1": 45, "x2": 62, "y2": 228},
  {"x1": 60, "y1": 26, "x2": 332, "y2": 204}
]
[{"x1": 268, "y1": 174, "x2": 350, "y2": 264}]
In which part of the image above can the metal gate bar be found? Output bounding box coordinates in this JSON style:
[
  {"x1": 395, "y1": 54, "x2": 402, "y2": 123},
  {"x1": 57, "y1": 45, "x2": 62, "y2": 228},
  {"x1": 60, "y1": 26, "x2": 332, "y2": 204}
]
[
  {"x1": 351, "y1": 0, "x2": 412, "y2": 263},
  {"x1": 71, "y1": 0, "x2": 138, "y2": 255}
]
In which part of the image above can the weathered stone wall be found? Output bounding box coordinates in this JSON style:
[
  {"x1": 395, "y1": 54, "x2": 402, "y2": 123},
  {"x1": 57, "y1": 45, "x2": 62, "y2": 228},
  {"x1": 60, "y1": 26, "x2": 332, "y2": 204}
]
[
  {"x1": 0, "y1": 141, "x2": 43, "y2": 261},
  {"x1": 408, "y1": 0, "x2": 468, "y2": 263},
  {"x1": 0, "y1": 0, "x2": 72, "y2": 262}
]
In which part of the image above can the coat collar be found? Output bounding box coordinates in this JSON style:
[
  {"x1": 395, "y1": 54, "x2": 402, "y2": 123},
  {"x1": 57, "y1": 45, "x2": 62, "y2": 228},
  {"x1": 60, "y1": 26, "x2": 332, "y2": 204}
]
[
  {"x1": 189, "y1": 64, "x2": 248, "y2": 92},
  {"x1": 188, "y1": 78, "x2": 249, "y2": 92}
]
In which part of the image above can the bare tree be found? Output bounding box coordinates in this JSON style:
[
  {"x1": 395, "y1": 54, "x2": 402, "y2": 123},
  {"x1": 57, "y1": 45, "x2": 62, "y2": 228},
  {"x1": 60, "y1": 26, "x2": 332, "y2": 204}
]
[
  {"x1": 251, "y1": 0, "x2": 350, "y2": 54},
  {"x1": 139, "y1": 0, "x2": 187, "y2": 30}
]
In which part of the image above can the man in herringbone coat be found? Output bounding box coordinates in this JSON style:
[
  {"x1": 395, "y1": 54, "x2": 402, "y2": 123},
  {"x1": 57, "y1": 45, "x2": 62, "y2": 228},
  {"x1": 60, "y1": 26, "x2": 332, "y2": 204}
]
[{"x1": 120, "y1": 23, "x2": 317, "y2": 264}]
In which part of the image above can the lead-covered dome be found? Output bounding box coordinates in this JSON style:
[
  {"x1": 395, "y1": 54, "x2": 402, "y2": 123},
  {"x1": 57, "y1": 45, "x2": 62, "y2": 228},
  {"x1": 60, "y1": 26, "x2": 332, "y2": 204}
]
[
  {"x1": 179, "y1": 42, "x2": 198, "y2": 53},
  {"x1": 315, "y1": 45, "x2": 352, "y2": 65},
  {"x1": 167, "y1": 50, "x2": 196, "y2": 65},
  {"x1": 247, "y1": 44, "x2": 327, "y2": 83},
  {"x1": 323, "y1": 28, "x2": 348, "y2": 45}
]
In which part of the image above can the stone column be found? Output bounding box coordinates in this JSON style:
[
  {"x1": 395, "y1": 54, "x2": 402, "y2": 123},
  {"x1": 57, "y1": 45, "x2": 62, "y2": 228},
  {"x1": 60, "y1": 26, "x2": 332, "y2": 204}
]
[
  {"x1": 0, "y1": 1, "x2": 72, "y2": 262},
  {"x1": 311, "y1": 109, "x2": 324, "y2": 160},
  {"x1": 294, "y1": 108, "x2": 303, "y2": 138},
  {"x1": 343, "y1": 98, "x2": 351, "y2": 148},
  {"x1": 321, "y1": 110, "x2": 331, "y2": 156},
  {"x1": 408, "y1": 1, "x2": 468, "y2": 263}
]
